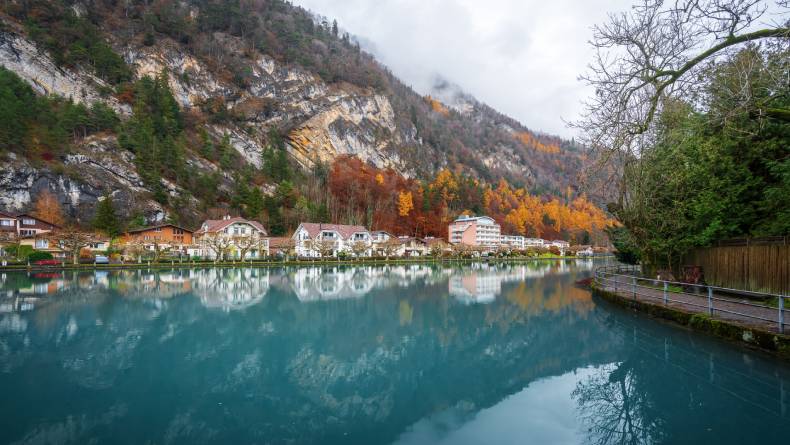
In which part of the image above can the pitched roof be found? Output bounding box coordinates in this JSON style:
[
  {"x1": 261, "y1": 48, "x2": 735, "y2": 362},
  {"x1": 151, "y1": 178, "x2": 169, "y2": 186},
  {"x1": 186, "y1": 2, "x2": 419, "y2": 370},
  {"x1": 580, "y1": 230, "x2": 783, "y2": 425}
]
[
  {"x1": 424, "y1": 237, "x2": 449, "y2": 246},
  {"x1": 296, "y1": 222, "x2": 369, "y2": 240},
  {"x1": 0, "y1": 211, "x2": 15, "y2": 219},
  {"x1": 269, "y1": 237, "x2": 294, "y2": 248},
  {"x1": 126, "y1": 223, "x2": 194, "y2": 234},
  {"x1": 196, "y1": 217, "x2": 267, "y2": 236},
  {"x1": 397, "y1": 236, "x2": 427, "y2": 245},
  {"x1": 14, "y1": 213, "x2": 60, "y2": 228}
]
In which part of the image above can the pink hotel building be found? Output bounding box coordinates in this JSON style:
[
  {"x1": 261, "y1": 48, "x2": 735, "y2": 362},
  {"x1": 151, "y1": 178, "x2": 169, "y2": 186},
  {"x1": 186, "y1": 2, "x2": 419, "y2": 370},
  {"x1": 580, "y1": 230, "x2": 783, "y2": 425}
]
[{"x1": 448, "y1": 215, "x2": 501, "y2": 249}]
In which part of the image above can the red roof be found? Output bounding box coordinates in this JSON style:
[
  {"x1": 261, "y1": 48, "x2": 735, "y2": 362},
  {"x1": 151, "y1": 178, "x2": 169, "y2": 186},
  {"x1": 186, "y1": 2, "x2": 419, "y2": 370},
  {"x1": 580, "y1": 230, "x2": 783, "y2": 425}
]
[
  {"x1": 269, "y1": 237, "x2": 293, "y2": 248},
  {"x1": 196, "y1": 217, "x2": 267, "y2": 236},
  {"x1": 297, "y1": 223, "x2": 368, "y2": 240}
]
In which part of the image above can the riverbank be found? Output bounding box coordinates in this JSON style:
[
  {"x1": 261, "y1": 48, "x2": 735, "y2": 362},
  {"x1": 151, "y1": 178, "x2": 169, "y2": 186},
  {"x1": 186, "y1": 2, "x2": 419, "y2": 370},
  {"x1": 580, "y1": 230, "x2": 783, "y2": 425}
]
[
  {"x1": 592, "y1": 283, "x2": 790, "y2": 361},
  {"x1": 0, "y1": 255, "x2": 607, "y2": 272}
]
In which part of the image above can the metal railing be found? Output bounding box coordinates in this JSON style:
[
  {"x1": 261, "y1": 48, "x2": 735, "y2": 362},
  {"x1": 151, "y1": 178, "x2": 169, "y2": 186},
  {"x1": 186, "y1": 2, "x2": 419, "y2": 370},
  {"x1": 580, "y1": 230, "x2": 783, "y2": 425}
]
[{"x1": 594, "y1": 265, "x2": 787, "y2": 334}]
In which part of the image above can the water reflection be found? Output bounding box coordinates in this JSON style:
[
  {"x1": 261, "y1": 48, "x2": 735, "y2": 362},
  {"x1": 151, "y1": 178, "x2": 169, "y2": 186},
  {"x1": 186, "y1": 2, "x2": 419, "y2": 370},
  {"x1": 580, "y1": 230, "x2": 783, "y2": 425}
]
[{"x1": 0, "y1": 259, "x2": 788, "y2": 445}]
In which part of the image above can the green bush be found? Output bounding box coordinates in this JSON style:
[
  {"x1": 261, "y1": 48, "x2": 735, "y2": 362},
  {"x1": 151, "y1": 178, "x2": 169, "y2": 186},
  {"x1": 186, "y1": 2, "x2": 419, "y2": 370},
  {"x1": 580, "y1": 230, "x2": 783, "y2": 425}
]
[
  {"x1": 28, "y1": 251, "x2": 54, "y2": 262},
  {"x1": 16, "y1": 245, "x2": 34, "y2": 260}
]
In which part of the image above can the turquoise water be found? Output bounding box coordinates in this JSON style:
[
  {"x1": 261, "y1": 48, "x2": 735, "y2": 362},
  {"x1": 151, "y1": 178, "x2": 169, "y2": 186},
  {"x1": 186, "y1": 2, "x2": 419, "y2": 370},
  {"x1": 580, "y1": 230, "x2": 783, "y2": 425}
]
[{"x1": 0, "y1": 261, "x2": 788, "y2": 444}]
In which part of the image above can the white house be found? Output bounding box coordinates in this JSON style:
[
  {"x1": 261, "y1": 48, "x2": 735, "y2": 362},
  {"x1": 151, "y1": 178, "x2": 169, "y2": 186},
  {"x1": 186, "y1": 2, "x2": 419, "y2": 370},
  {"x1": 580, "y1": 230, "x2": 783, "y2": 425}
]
[
  {"x1": 193, "y1": 216, "x2": 269, "y2": 260},
  {"x1": 500, "y1": 235, "x2": 525, "y2": 250},
  {"x1": 292, "y1": 223, "x2": 372, "y2": 257},
  {"x1": 524, "y1": 238, "x2": 545, "y2": 247}
]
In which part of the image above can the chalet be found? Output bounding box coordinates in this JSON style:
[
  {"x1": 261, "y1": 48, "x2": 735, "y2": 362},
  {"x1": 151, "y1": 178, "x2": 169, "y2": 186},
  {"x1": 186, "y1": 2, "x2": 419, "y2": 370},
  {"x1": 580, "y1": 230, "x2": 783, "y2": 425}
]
[
  {"x1": 397, "y1": 236, "x2": 429, "y2": 257},
  {"x1": 193, "y1": 216, "x2": 269, "y2": 259},
  {"x1": 424, "y1": 237, "x2": 452, "y2": 255},
  {"x1": 292, "y1": 223, "x2": 372, "y2": 257},
  {"x1": 121, "y1": 224, "x2": 194, "y2": 248},
  {"x1": 14, "y1": 214, "x2": 58, "y2": 238},
  {"x1": 371, "y1": 230, "x2": 398, "y2": 256}
]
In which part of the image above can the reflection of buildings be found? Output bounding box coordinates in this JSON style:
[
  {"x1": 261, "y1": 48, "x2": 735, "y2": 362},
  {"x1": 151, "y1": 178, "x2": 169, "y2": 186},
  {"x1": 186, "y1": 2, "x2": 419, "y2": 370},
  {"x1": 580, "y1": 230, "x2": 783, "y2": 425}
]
[
  {"x1": 191, "y1": 268, "x2": 270, "y2": 311},
  {"x1": 291, "y1": 267, "x2": 376, "y2": 301},
  {"x1": 0, "y1": 261, "x2": 597, "y2": 314},
  {"x1": 449, "y1": 274, "x2": 500, "y2": 304},
  {"x1": 446, "y1": 261, "x2": 595, "y2": 304}
]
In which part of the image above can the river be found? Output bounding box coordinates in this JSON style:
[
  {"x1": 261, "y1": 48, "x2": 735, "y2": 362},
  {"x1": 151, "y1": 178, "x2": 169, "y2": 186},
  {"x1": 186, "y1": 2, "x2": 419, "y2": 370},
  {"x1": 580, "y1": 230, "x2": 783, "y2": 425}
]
[{"x1": 0, "y1": 260, "x2": 788, "y2": 444}]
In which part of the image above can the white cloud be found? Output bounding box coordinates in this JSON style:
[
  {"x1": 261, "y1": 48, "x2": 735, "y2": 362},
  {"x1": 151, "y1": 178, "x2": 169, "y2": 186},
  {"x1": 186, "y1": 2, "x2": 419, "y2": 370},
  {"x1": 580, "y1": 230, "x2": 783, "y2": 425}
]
[{"x1": 292, "y1": 0, "x2": 634, "y2": 138}]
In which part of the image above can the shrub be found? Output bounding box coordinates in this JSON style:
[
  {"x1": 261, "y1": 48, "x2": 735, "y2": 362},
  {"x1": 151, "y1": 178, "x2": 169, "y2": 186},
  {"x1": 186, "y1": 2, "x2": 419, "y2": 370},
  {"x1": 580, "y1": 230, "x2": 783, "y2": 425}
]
[
  {"x1": 28, "y1": 251, "x2": 54, "y2": 262},
  {"x1": 17, "y1": 245, "x2": 34, "y2": 260}
]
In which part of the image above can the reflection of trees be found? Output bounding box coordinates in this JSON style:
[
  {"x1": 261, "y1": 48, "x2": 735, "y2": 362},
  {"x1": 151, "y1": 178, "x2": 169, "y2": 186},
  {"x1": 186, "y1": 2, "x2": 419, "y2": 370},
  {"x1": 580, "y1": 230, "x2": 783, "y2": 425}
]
[
  {"x1": 572, "y1": 362, "x2": 664, "y2": 445},
  {"x1": 0, "y1": 261, "x2": 612, "y2": 444}
]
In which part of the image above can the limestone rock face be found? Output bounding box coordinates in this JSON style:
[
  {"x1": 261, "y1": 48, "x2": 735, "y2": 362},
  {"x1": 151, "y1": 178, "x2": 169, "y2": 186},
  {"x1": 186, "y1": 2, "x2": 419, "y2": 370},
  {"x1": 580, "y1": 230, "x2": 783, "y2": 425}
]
[
  {"x1": 0, "y1": 137, "x2": 167, "y2": 222},
  {"x1": 0, "y1": 32, "x2": 128, "y2": 114},
  {"x1": 125, "y1": 38, "x2": 412, "y2": 173}
]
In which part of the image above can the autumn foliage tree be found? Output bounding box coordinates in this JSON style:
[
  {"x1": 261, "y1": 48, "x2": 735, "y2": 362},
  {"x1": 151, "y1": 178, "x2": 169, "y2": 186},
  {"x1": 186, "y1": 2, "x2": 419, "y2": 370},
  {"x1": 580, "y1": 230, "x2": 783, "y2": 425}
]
[
  {"x1": 31, "y1": 190, "x2": 64, "y2": 226},
  {"x1": 325, "y1": 156, "x2": 614, "y2": 244}
]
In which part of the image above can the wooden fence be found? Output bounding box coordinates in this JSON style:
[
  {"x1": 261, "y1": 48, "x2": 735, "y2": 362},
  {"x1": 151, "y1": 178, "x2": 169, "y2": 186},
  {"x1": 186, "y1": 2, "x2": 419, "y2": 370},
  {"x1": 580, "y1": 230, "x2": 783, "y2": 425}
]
[{"x1": 684, "y1": 237, "x2": 789, "y2": 295}]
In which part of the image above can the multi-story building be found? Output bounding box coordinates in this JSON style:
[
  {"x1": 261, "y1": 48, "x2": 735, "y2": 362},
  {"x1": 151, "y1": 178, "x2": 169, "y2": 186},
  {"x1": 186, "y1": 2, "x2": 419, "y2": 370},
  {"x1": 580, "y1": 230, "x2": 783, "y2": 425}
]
[
  {"x1": 193, "y1": 216, "x2": 269, "y2": 259},
  {"x1": 448, "y1": 215, "x2": 501, "y2": 249},
  {"x1": 292, "y1": 223, "x2": 372, "y2": 257},
  {"x1": 500, "y1": 235, "x2": 525, "y2": 250}
]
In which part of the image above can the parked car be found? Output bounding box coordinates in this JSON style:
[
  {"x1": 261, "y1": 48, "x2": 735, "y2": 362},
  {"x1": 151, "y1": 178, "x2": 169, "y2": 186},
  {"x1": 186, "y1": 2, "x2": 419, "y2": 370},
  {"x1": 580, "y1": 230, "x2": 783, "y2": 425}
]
[
  {"x1": 34, "y1": 259, "x2": 61, "y2": 266},
  {"x1": 94, "y1": 255, "x2": 110, "y2": 265}
]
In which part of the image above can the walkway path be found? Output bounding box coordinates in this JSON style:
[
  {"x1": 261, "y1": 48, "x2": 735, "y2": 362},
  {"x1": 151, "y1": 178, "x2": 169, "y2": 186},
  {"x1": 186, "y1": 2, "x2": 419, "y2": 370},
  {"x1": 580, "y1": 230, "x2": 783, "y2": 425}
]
[{"x1": 596, "y1": 273, "x2": 786, "y2": 334}]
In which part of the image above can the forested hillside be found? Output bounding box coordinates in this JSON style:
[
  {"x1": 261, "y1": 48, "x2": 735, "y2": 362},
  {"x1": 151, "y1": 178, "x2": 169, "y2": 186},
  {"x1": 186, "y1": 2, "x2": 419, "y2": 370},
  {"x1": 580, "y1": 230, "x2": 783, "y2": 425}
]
[{"x1": 0, "y1": 0, "x2": 612, "y2": 242}]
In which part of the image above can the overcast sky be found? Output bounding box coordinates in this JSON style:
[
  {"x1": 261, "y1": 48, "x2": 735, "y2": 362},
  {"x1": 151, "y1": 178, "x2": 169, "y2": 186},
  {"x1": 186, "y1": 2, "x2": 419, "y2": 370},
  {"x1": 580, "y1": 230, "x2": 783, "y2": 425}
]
[{"x1": 292, "y1": 0, "x2": 634, "y2": 138}]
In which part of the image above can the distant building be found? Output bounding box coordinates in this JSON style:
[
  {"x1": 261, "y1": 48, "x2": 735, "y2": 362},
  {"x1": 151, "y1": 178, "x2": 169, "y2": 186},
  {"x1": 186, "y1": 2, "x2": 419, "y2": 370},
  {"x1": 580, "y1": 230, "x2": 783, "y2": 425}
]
[
  {"x1": 550, "y1": 240, "x2": 570, "y2": 249},
  {"x1": 292, "y1": 223, "x2": 372, "y2": 257},
  {"x1": 524, "y1": 238, "x2": 545, "y2": 247},
  {"x1": 500, "y1": 234, "x2": 525, "y2": 250},
  {"x1": 448, "y1": 215, "x2": 500, "y2": 249},
  {"x1": 193, "y1": 216, "x2": 268, "y2": 259}
]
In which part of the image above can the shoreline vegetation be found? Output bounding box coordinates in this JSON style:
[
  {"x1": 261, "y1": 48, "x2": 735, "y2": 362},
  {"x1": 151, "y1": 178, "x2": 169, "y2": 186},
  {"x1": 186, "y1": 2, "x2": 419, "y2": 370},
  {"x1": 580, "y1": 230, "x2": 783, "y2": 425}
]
[{"x1": 0, "y1": 255, "x2": 609, "y2": 272}]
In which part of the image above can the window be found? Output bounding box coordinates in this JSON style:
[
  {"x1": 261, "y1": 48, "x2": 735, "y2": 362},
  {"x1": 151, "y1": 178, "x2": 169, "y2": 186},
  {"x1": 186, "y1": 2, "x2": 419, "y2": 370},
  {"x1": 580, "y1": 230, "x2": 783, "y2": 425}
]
[
  {"x1": 35, "y1": 239, "x2": 48, "y2": 249},
  {"x1": 22, "y1": 218, "x2": 35, "y2": 225},
  {"x1": 0, "y1": 220, "x2": 12, "y2": 227},
  {"x1": 20, "y1": 229, "x2": 35, "y2": 236},
  {"x1": 154, "y1": 227, "x2": 162, "y2": 232}
]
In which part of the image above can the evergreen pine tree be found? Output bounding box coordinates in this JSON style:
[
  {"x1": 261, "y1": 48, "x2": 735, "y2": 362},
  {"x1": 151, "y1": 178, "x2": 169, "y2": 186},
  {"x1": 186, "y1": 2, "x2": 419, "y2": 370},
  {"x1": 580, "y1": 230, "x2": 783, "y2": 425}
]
[{"x1": 93, "y1": 194, "x2": 121, "y2": 237}]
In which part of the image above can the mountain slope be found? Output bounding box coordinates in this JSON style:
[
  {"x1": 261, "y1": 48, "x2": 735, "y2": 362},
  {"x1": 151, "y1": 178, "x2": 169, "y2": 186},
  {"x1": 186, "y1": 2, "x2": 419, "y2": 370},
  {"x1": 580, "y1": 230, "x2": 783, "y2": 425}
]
[{"x1": 0, "y1": 0, "x2": 603, "y2": 231}]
